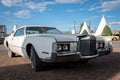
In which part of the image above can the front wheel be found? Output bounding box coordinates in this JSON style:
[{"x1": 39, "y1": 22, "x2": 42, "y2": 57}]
[{"x1": 30, "y1": 46, "x2": 45, "y2": 71}]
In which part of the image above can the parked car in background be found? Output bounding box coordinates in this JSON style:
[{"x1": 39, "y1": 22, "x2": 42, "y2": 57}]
[
  {"x1": 4, "y1": 25, "x2": 112, "y2": 71},
  {"x1": 100, "y1": 35, "x2": 119, "y2": 41}
]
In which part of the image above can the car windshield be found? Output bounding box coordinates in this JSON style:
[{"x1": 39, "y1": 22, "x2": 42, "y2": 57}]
[{"x1": 26, "y1": 27, "x2": 63, "y2": 35}]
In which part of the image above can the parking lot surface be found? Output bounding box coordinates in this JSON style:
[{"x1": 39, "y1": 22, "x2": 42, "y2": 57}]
[{"x1": 0, "y1": 41, "x2": 120, "y2": 80}]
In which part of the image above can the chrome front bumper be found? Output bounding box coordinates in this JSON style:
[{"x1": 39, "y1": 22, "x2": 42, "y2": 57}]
[{"x1": 41, "y1": 48, "x2": 112, "y2": 63}]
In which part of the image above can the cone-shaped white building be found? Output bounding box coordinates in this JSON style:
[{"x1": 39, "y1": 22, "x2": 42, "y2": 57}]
[
  {"x1": 95, "y1": 16, "x2": 108, "y2": 36},
  {"x1": 13, "y1": 22, "x2": 18, "y2": 32},
  {"x1": 80, "y1": 21, "x2": 91, "y2": 35}
]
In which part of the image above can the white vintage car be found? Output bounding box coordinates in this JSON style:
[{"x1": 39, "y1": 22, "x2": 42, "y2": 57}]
[{"x1": 4, "y1": 25, "x2": 112, "y2": 71}]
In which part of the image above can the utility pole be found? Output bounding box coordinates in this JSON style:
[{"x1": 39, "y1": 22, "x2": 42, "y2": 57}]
[{"x1": 74, "y1": 21, "x2": 76, "y2": 32}]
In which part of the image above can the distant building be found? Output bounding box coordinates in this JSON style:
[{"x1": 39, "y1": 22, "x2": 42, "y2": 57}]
[
  {"x1": 0, "y1": 24, "x2": 6, "y2": 43},
  {"x1": 0, "y1": 25, "x2": 6, "y2": 33},
  {"x1": 112, "y1": 30, "x2": 120, "y2": 35},
  {"x1": 72, "y1": 29, "x2": 75, "y2": 34}
]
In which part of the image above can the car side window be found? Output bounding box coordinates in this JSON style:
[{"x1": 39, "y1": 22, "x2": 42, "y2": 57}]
[{"x1": 14, "y1": 28, "x2": 24, "y2": 36}]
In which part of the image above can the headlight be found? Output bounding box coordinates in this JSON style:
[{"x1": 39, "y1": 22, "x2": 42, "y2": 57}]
[
  {"x1": 99, "y1": 42, "x2": 104, "y2": 48},
  {"x1": 108, "y1": 40, "x2": 112, "y2": 49},
  {"x1": 63, "y1": 44, "x2": 69, "y2": 51},
  {"x1": 56, "y1": 43, "x2": 70, "y2": 52},
  {"x1": 96, "y1": 42, "x2": 105, "y2": 49},
  {"x1": 57, "y1": 44, "x2": 62, "y2": 51},
  {"x1": 101, "y1": 42, "x2": 105, "y2": 48},
  {"x1": 108, "y1": 41, "x2": 112, "y2": 46}
]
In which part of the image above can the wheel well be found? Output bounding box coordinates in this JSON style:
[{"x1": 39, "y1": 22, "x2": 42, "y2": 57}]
[
  {"x1": 6, "y1": 41, "x2": 9, "y2": 48},
  {"x1": 112, "y1": 37, "x2": 117, "y2": 41},
  {"x1": 26, "y1": 44, "x2": 33, "y2": 58}
]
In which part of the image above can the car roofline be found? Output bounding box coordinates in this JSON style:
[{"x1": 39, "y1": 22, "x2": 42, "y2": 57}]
[{"x1": 17, "y1": 25, "x2": 56, "y2": 30}]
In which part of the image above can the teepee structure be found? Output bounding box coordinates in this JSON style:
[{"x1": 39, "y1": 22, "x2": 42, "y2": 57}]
[
  {"x1": 13, "y1": 21, "x2": 18, "y2": 32},
  {"x1": 95, "y1": 16, "x2": 108, "y2": 36},
  {"x1": 80, "y1": 21, "x2": 91, "y2": 35}
]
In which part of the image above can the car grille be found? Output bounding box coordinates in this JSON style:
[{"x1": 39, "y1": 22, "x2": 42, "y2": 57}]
[{"x1": 77, "y1": 36, "x2": 97, "y2": 56}]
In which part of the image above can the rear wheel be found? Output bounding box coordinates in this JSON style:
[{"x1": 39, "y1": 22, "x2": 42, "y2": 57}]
[
  {"x1": 112, "y1": 37, "x2": 117, "y2": 41},
  {"x1": 30, "y1": 46, "x2": 45, "y2": 71}
]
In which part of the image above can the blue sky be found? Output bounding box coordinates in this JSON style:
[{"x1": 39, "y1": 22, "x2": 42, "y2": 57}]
[{"x1": 0, "y1": 0, "x2": 120, "y2": 33}]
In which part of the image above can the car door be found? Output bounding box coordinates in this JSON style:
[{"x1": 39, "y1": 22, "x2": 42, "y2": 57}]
[{"x1": 10, "y1": 28, "x2": 26, "y2": 55}]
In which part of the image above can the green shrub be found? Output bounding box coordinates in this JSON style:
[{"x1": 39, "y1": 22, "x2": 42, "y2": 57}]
[
  {"x1": 82, "y1": 30, "x2": 88, "y2": 35},
  {"x1": 79, "y1": 23, "x2": 84, "y2": 33},
  {"x1": 102, "y1": 25, "x2": 112, "y2": 36}
]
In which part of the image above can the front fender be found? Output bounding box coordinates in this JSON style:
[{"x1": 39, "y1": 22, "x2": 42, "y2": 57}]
[{"x1": 23, "y1": 36, "x2": 56, "y2": 59}]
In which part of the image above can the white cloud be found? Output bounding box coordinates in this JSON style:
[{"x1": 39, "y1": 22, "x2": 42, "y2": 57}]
[
  {"x1": 101, "y1": 0, "x2": 120, "y2": 12},
  {"x1": 67, "y1": 9, "x2": 75, "y2": 12},
  {"x1": 89, "y1": 6, "x2": 101, "y2": 11},
  {"x1": 1, "y1": 0, "x2": 87, "y2": 13},
  {"x1": 25, "y1": 1, "x2": 55, "y2": 12},
  {"x1": 106, "y1": 15, "x2": 115, "y2": 18},
  {"x1": 109, "y1": 22, "x2": 120, "y2": 26},
  {"x1": 89, "y1": 16, "x2": 99, "y2": 20},
  {"x1": 4, "y1": 11, "x2": 11, "y2": 15},
  {"x1": 1, "y1": 0, "x2": 54, "y2": 12},
  {"x1": 89, "y1": 0, "x2": 120, "y2": 12},
  {"x1": 14, "y1": 10, "x2": 31, "y2": 18},
  {"x1": 1, "y1": 0, "x2": 87, "y2": 16},
  {"x1": 56, "y1": 0, "x2": 87, "y2": 4},
  {"x1": 80, "y1": 8, "x2": 85, "y2": 10},
  {"x1": 1, "y1": 0, "x2": 22, "y2": 7}
]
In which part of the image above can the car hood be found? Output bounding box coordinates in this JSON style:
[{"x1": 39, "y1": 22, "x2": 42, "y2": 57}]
[
  {"x1": 29, "y1": 34, "x2": 80, "y2": 42},
  {"x1": 51, "y1": 34, "x2": 78, "y2": 42},
  {"x1": 28, "y1": 34, "x2": 106, "y2": 42},
  {"x1": 95, "y1": 36, "x2": 106, "y2": 41}
]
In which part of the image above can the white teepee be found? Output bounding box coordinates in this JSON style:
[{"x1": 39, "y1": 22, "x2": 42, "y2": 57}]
[
  {"x1": 13, "y1": 22, "x2": 18, "y2": 32},
  {"x1": 95, "y1": 16, "x2": 108, "y2": 36},
  {"x1": 80, "y1": 21, "x2": 91, "y2": 35}
]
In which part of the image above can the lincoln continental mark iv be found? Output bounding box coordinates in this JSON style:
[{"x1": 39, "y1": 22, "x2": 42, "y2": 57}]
[{"x1": 4, "y1": 26, "x2": 112, "y2": 71}]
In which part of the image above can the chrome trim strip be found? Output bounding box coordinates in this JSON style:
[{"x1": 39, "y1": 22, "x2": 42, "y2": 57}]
[{"x1": 79, "y1": 54, "x2": 98, "y2": 58}]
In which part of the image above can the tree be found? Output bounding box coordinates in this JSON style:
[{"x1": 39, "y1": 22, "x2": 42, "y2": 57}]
[
  {"x1": 79, "y1": 23, "x2": 84, "y2": 33},
  {"x1": 102, "y1": 25, "x2": 112, "y2": 36},
  {"x1": 82, "y1": 30, "x2": 88, "y2": 35}
]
